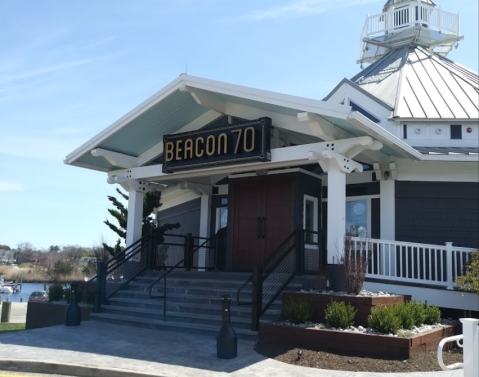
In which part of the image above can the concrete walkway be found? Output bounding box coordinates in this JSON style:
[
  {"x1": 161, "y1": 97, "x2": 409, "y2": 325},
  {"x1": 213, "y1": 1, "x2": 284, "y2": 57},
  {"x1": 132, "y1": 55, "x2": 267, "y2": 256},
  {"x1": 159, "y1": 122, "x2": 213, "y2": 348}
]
[{"x1": 0, "y1": 320, "x2": 464, "y2": 377}]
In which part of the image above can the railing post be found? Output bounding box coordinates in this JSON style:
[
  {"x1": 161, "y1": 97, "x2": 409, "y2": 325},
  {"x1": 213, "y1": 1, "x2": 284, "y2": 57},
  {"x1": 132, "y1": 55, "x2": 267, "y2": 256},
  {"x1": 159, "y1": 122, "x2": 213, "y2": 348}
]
[
  {"x1": 147, "y1": 229, "x2": 156, "y2": 271},
  {"x1": 251, "y1": 265, "x2": 263, "y2": 331},
  {"x1": 460, "y1": 318, "x2": 479, "y2": 377},
  {"x1": 296, "y1": 230, "x2": 304, "y2": 276},
  {"x1": 445, "y1": 242, "x2": 454, "y2": 290},
  {"x1": 96, "y1": 261, "x2": 106, "y2": 312},
  {"x1": 185, "y1": 233, "x2": 193, "y2": 271}
]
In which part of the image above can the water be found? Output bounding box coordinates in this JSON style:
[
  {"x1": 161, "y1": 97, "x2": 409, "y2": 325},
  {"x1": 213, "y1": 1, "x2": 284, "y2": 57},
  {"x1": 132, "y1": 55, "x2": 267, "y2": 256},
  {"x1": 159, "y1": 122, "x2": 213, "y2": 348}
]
[{"x1": 1, "y1": 282, "x2": 47, "y2": 302}]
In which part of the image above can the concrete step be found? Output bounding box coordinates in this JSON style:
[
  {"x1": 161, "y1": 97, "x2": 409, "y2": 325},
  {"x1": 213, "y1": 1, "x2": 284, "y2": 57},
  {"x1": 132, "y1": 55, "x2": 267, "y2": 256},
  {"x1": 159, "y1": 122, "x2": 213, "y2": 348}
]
[
  {"x1": 100, "y1": 305, "x2": 253, "y2": 330},
  {"x1": 90, "y1": 312, "x2": 258, "y2": 341}
]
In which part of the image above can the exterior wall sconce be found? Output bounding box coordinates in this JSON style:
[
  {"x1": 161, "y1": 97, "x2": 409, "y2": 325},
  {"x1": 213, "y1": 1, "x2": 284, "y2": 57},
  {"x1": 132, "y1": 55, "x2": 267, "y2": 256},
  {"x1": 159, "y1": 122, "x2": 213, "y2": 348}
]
[
  {"x1": 383, "y1": 171, "x2": 390, "y2": 180},
  {"x1": 435, "y1": 128, "x2": 442, "y2": 134},
  {"x1": 415, "y1": 128, "x2": 421, "y2": 134},
  {"x1": 467, "y1": 127, "x2": 473, "y2": 133}
]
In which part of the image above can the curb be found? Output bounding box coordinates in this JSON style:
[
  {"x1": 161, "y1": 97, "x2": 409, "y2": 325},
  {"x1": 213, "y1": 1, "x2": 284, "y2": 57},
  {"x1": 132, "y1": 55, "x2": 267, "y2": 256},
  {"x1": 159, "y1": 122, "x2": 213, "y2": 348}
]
[{"x1": 0, "y1": 359, "x2": 167, "y2": 377}]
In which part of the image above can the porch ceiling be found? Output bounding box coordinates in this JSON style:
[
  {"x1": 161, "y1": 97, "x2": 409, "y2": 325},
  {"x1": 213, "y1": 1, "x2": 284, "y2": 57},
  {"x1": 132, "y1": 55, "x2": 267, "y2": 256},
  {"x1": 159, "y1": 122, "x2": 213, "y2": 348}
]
[{"x1": 64, "y1": 74, "x2": 418, "y2": 173}]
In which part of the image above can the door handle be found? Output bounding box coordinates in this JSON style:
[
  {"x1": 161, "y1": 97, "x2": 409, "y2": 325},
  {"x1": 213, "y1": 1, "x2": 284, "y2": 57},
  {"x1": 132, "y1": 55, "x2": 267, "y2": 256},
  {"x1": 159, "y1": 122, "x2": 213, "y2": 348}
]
[
  {"x1": 257, "y1": 217, "x2": 261, "y2": 238},
  {"x1": 261, "y1": 217, "x2": 266, "y2": 239}
]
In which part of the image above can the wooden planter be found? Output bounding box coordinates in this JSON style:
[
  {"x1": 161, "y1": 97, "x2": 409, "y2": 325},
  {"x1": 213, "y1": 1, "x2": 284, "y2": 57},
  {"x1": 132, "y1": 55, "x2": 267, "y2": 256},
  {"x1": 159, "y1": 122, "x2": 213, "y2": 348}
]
[
  {"x1": 26, "y1": 302, "x2": 93, "y2": 329},
  {"x1": 283, "y1": 292, "x2": 411, "y2": 327},
  {"x1": 258, "y1": 323, "x2": 461, "y2": 359}
]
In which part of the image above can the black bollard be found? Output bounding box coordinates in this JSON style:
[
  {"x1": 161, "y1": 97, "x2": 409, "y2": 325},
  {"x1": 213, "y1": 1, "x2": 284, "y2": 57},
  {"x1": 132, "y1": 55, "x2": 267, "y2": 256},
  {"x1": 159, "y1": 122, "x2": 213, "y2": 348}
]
[
  {"x1": 216, "y1": 295, "x2": 237, "y2": 359},
  {"x1": 65, "y1": 282, "x2": 81, "y2": 326}
]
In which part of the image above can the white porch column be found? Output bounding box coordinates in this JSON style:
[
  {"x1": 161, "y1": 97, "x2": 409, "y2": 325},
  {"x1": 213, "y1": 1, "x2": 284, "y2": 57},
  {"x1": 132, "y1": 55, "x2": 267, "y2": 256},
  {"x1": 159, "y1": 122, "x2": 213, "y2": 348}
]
[
  {"x1": 380, "y1": 179, "x2": 395, "y2": 240},
  {"x1": 198, "y1": 194, "x2": 211, "y2": 270},
  {"x1": 327, "y1": 168, "x2": 346, "y2": 264},
  {"x1": 126, "y1": 188, "x2": 144, "y2": 247},
  {"x1": 312, "y1": 149, "x2": 364, "y2": 265}
]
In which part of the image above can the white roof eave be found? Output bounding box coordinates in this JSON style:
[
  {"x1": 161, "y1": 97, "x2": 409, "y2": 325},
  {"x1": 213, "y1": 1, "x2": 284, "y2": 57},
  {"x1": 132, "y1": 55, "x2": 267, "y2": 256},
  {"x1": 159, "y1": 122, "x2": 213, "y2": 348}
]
[{"x1": 64, "y1": 75, "x2": 351, "y2": 167}]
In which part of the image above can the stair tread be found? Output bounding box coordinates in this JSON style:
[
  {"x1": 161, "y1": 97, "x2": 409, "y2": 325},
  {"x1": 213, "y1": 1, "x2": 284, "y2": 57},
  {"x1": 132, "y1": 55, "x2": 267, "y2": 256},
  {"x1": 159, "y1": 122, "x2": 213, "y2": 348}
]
[
  {"x1": 91, "y1": 312, "x2": 258, "y2": 336},
  {"x1": 107, "y1": 297, "x2": 282, "y2": 314},
  {"x1": 102, "y1": 306, "x2": 252, "y2": 323}
]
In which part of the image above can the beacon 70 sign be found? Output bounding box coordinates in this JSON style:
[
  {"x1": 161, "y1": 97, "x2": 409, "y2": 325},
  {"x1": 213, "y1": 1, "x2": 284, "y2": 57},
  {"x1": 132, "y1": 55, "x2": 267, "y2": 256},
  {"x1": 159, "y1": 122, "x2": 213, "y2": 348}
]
[{"x1": 162, "y1": 117, "x2": 271, "y2": 173}]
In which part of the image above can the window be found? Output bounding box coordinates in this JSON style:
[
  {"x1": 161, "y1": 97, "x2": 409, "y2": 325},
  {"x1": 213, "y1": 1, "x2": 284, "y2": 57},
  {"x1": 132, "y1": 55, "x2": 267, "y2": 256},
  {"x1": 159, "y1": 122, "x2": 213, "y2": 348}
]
[
  {"x1": 303, "y1": 195, "x2": 318, "y2": 243},
  {"x1": 215, "y1": 198, "x2": 228, "y2": 232},
  {"x1": 346, "y1": 199, "x2": 369, "y2": 238},
  {"x1": 451, "y1": 125, "x2": 462, "y2": 139}
]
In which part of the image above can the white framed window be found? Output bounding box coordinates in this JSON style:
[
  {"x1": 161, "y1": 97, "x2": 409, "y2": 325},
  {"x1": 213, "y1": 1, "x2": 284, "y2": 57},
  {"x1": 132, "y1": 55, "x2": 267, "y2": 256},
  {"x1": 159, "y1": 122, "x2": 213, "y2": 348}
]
[
  {"x1": 303, "y1": 195, "x2": 319, "y2": 244},
  {"x1": 215, "y1": 197, "x2": 228, "y2": 232},
  {"x1": 346, "y1": 196, "x2": 373, "y2": 238}
]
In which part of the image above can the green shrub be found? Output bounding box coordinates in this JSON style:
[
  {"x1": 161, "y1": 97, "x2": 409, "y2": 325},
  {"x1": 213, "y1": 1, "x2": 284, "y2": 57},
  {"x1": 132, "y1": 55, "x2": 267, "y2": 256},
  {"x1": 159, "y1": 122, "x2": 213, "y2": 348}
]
[
  {"x1": 456, "y1": 250, "x2": 479, "y2": 293},
  {"x1": 368, "y1": 305, "x2": 402, "y2": 334},
  {"x1": 284, "y1": 298, "x2": 312, "y2": 324},
  {"x1": 48, "y1": 283, "x2": 64, "y2": 301},
  {"x1": 395, "y1": 303, "x2": 415, "y2": 330},
  {"x1": 423, "y1": 303, "x2": 441, "y2": 324},
  {"x1": 324, "y1": 301, "x2": 357, "y2": 329},
  {"x1": 407, "y1": 300, "x2": 426, "y2": 326}
]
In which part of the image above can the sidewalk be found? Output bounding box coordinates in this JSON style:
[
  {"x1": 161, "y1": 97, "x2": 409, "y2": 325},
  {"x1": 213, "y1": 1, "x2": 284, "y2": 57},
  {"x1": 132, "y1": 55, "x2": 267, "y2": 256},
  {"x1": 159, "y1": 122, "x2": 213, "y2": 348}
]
[{"x1": 0, "y1": 320, "x2": 464, "y2": 377}]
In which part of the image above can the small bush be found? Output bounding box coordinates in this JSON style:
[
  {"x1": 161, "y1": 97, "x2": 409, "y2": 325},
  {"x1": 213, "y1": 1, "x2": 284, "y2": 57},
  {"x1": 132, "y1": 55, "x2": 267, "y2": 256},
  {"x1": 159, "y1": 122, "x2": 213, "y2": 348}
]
[
  {"x1": 324, "y1": 301, "x2": 357, "y2": 329},
  {"x1": 423, "y1": 303, "x2": 441, "y2": 324},
  {"x1": 368, "y1": 305, "x2": 402, "y2": 334},
  {"x1": 395, "y1": 303, "x2": 415, "y2": 330},
  {"x1": 407, "y1": 300, "x2": 426, "y2": 326},
  {"x1": 456, "y1": 250, "x2": 479, "y2": 293},
  {"x1": 284, "y1": 298, "x2": 312, "y2": 324},
  {"x1": 48, "y1": 283, "x2": 64, "y2": 301}
]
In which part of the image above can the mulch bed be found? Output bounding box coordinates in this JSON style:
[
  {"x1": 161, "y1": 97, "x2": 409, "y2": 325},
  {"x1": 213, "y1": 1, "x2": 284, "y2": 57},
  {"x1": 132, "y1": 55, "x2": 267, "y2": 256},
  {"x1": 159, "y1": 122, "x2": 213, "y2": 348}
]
[{"x1": 254, "y1": 342, "x2": 463, "y2": 373}]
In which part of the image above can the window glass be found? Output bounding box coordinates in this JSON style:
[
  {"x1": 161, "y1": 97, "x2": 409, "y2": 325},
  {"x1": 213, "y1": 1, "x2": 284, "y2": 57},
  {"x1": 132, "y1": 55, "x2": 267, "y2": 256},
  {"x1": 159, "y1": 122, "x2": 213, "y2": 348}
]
[
  {"x1": 303, "y1": 196, "x2": 318, "y2": 244},
  {"x1": 219, "y1": 208, "x2": 228, "y2": 229},
  {"x1": 346, "y1": 200, "x2": 368, "y2": 237}
]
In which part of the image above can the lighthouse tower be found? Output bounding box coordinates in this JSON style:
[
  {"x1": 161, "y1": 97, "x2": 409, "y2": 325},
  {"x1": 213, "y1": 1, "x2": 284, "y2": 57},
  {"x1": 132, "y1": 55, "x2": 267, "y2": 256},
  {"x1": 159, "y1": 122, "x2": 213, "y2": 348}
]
[{"x1": 359, "y1": 0, "x2": 463, "y2": 64}]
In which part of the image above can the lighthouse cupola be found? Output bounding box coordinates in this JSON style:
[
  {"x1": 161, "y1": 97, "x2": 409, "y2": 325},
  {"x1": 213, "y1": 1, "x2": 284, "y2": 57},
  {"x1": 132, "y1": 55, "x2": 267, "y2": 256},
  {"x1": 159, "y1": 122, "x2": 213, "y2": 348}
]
[{"x1": 358, "y1": 0, "x2": 463, "y2": 65}]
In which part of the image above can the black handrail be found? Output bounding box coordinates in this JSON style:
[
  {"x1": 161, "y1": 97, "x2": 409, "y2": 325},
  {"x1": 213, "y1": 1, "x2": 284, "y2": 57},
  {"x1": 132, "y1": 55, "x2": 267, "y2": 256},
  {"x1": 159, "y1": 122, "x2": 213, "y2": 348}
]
[
  {"x1": 148, "y1": 236, "x2": 213, "y2": 321},
  {"x1": 236, "y1": 229, "x2": 299, "y2": 305},
  {"x1": 88, "y1": 232, "x2": 152, "y2": 311}
]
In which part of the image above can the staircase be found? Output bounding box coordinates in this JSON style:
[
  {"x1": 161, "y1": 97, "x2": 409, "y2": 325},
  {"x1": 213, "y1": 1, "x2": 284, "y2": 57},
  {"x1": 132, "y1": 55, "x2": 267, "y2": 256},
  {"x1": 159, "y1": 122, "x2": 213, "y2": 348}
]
[{"x1": 90, "y1": 271, "x2": 302, "y2": 340}]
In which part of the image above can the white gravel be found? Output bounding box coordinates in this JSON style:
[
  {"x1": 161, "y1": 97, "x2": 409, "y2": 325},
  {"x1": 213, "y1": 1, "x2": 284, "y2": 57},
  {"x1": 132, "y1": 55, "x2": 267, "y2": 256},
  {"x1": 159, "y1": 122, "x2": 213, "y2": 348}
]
[
  {"x1": 278, "y1": 318, "x2": 459, "y2": 337},
  {"x1": 298, "y1": 288, "x2": 398, "y2": 297}
]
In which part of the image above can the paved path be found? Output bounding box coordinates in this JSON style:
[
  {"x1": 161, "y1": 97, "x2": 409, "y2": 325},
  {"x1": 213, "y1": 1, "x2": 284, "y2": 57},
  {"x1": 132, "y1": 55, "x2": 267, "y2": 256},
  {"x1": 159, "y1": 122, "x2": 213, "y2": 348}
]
[{"x1": 0, "y1": 320, "x2": 464, "y2": 377}]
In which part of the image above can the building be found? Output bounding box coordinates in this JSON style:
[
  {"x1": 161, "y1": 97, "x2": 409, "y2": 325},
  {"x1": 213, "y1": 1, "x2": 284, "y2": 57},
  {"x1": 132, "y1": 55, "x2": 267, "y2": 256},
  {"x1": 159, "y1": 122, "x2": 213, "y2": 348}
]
[{"x1": 65, "y1": 0, "x2": 478, "y2": 313}]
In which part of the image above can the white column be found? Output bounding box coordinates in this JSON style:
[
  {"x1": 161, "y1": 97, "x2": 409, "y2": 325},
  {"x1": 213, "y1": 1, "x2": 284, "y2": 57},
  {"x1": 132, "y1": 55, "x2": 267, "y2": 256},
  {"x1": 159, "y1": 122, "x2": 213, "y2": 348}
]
[
  {"x1": 198, "y1": 194, "x2": 211, "y2": 270},
  {"x1": 380, "y1": 179, "x2": 395, "y2": 241},
  {"x1": 126, "y1": 188, "x2": 144, "y2": 248},
  {"x1": 327, "y1": 168, "x2": 346, "y2": 264}
]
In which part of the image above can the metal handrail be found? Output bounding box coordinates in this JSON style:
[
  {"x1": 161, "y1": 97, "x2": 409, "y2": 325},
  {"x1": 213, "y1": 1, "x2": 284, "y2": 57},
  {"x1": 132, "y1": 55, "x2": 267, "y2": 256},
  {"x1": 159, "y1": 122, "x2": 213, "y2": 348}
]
[
  {"x1": 236, "y1": 229, "x2": 299, "y2": 306},
  {"x1": 87, "y1": 233, "x2": 150, "y2": 289},
  {"x1": 148, "y1": 236, "x2": 212, "y2": 321},
  {"x1": 437, "y1": 335, "x2": 464, "y2": 371}
]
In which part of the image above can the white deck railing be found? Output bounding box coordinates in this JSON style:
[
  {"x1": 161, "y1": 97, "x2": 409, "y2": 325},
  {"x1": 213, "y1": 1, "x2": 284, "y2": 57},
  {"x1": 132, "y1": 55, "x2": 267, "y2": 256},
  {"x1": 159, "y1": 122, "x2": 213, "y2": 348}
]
[
  {"x1": 363, "y1": 4, "x2": 459, "y2": 39},
  {"x1": 350, "y1": 237, "x2": 475, "y2": 290},
  {"x1": 360, "y1": 3, "x2": 460, "y2": 58},
  {"x1": 437, "y1": 318, "x2": 479, "y2": 377}
]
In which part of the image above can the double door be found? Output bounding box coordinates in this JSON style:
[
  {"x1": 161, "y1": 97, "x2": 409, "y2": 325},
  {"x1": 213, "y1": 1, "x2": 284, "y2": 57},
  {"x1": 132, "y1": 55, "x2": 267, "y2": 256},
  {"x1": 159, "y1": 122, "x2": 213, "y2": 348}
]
[{"x1": 230, "y1": 175, "x2": 293, "y2": 271}]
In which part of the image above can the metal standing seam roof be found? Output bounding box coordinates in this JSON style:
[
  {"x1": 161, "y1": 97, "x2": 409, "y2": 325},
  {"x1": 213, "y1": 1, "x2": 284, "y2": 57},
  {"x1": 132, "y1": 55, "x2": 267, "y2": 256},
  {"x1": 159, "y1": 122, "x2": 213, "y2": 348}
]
[{"x1": 351, "y1": 46, "x2": 479, "y2": 119}]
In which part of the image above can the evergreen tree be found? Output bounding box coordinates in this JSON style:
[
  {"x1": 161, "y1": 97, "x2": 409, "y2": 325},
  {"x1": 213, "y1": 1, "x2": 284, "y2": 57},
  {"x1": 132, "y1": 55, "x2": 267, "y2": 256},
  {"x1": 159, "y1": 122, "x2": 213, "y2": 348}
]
[{"x1": 103, "y1": 188, "x2": 180, "y2": 258}]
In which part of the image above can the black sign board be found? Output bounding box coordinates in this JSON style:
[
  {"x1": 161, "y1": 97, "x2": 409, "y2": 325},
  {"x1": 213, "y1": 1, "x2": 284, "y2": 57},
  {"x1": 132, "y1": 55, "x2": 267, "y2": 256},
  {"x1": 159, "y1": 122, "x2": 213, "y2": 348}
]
[{"x1": 162, "y1": 117, "x2": 271, "y2": 173}]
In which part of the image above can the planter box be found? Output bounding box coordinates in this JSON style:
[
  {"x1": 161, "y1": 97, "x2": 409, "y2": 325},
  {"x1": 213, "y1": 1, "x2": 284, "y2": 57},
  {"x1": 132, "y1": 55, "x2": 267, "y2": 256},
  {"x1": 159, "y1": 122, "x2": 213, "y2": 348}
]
[
  {"x1": 26, "y1": 302, "x2": 93, "y2": 329},
  {"x1": 258, "y1": 323, "x2": 461, "y2": 359},
  {"x1": 283, "y1": 292, "x2": 411, "y2": 327}
]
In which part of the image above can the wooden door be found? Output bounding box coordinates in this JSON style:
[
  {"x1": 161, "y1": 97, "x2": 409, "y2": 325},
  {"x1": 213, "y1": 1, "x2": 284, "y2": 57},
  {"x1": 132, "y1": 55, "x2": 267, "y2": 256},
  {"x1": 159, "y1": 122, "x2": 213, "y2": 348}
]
[{"x1": 230, "y1": 175, "x2": 293, "y2": 271}]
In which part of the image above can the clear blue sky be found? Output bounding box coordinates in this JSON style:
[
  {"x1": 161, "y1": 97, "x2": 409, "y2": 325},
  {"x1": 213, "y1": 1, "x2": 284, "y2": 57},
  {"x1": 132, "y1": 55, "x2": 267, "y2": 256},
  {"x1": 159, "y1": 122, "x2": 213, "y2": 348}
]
[{"x1": 0, "y1": 0, "x2": 477, "y2": 250}]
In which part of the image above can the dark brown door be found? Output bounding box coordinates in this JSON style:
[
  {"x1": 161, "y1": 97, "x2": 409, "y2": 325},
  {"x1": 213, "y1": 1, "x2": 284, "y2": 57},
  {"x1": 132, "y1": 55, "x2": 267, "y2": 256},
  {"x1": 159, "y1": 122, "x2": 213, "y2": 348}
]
[{"x1": 231, "y1": 175, "x2": 293, "y2": 271}]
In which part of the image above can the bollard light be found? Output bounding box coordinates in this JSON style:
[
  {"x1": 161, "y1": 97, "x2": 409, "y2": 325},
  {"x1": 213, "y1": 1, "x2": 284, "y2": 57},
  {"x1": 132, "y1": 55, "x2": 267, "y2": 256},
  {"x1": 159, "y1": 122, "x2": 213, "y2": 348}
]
[
  {"x1": 216, "y1": 294, "x2": 237, "y2": 359},
  {"x1": 65, "y1": 281, "x2": 81, "y2": 326}
]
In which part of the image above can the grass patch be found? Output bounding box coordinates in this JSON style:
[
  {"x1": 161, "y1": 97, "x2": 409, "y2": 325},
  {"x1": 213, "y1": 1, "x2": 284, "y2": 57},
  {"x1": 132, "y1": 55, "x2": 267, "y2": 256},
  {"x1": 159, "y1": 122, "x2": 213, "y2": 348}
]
[{"x1": 0, "y1": 323, "x2": 26, "y2": 333}]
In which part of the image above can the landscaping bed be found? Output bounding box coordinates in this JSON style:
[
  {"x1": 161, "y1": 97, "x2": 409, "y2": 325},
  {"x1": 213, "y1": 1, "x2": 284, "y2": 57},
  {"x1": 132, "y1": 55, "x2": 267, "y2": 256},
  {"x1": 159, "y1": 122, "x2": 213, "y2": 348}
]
[
  {"x1": 283, "y1": 291, "x2": 411, "y2": 327},
  {"x1": 258, "y1": 322, "x2": 461, "y2": 359},
  {"x1": 26, "y1": 301, "x2": 92, "y2": 329}
]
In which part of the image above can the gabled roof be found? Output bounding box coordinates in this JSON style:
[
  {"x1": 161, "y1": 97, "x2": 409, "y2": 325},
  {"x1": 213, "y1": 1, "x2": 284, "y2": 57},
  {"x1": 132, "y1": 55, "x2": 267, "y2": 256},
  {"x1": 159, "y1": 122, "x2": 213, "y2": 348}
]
[{"x1": 350, "y1": 46, "x2": 479, "y2": 119}]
